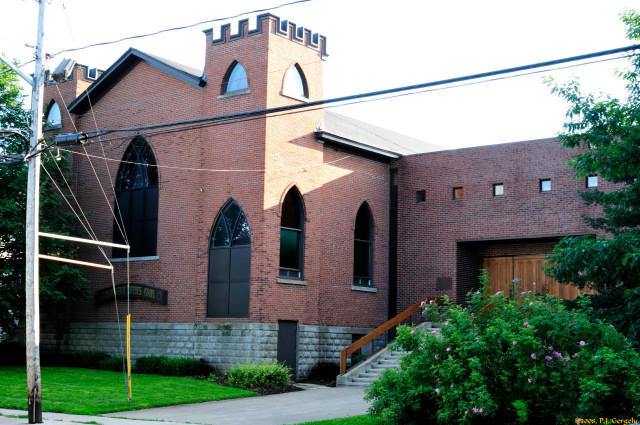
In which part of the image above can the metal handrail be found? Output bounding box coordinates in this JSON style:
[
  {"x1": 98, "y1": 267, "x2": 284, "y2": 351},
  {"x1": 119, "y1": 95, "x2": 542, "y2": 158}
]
[{"x1": 339, "y1": 296, "x2": 443, "y2": 374}]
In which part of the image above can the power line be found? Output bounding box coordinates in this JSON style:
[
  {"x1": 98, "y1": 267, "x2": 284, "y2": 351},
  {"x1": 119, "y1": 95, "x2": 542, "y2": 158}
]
[
  {"x1": 65, "y1": 44, "x2": 640, "y2": 144},
  {"x1": 12, "y1": 0, "x2": 313, "y2": 69}
]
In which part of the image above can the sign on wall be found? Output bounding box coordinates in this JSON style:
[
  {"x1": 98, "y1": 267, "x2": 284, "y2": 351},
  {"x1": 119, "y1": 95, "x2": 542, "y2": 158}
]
[{"x1": 94, "y1": 284, "x2": 168, "y2": 305}]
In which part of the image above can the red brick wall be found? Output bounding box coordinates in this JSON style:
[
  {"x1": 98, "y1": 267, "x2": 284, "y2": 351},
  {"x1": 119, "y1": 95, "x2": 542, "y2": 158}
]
[
  {"x1": 396, "y1": 139, "x2": 611, "y2": 309},
  {"x1": 44, "y1": 15, "x2": 389, "y2": 330}
]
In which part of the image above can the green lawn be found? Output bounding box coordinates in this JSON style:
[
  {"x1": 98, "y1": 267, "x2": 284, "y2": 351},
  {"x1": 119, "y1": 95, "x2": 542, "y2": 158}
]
[
  {"x1": 292, "y1": 415, "x2": 383, "y2": 425},
  {"x1": 0, "y1": 366, "x2": 256, "y2": 415}
]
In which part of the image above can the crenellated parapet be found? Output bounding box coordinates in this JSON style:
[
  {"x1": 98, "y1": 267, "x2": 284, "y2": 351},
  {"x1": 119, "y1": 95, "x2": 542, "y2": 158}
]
[{"x1": 203, "y1": 13, "x2": 328, "y2": 58}]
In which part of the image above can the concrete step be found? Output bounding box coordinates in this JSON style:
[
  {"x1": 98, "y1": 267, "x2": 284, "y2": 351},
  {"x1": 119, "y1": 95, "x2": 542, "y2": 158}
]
[{"x1": 336, "y1": 323, "x2": 440, "y2": 387}]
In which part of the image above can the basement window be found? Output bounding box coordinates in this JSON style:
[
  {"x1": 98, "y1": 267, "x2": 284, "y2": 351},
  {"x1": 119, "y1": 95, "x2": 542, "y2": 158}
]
[
  {"x1": 416, "y1": 190, "x2": 426, "y2": 203},
  {"x1": 493, "y1": 183, "x2": 504, "y2": 197}
]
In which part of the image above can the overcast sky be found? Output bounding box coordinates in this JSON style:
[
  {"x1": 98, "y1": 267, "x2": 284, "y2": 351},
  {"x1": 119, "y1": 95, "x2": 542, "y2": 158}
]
[{"x1": 2, "y1": 0, "x2": 637, "y2": 149}]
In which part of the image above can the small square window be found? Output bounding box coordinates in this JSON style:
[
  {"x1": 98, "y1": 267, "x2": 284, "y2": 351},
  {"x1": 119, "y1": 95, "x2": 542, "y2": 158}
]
[
  {"x1": 540, "y1": 179, "x2": 551, "y2": 192},
  {"x1": 416, "y1": 190, "x2": 426, "y2": 203},
  {"x1": 493, "y1": 183, "x2": 504, "y2": 196},
  {"x1": 587, "y1": 175, "x2": 598, "y2": 188},
  {"x1": 453, "y1": 187, "x2": 463, "y2": 200}
]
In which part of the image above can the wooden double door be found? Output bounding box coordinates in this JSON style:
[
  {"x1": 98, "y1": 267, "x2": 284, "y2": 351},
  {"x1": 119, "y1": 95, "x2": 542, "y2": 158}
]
[{"x1": 482, "y1": 255, "x2": 580, "y2": 299}]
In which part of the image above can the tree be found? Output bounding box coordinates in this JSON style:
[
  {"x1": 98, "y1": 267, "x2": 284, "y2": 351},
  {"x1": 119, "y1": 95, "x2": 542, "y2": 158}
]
[
  {"x1": 544, "y1": 10, "x2": 640, "y2": 293},
  {"x1": 0, "y1": 59, "x2": 87, "y2": 340}
]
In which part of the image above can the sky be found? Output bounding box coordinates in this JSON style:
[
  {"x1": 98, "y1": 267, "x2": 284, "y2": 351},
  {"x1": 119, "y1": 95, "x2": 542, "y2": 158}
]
[{"x1": 2, "y1": 0, "x2": 637, "y2": 149}]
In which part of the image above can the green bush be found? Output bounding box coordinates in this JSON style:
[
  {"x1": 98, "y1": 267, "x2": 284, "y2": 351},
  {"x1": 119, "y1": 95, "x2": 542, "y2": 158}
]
[
  {"x1": 98, "y1": 355, "x2": 125, "y2": 372},
  {"x1": 227, "y1": 360, "x2": 291, "y2": 389},
  {"x1": 134, "y1": 355, "x2": 207, "y2": 376},
  {"x1": 365, "y1": 271, "x2": 640, "y2": 424}
]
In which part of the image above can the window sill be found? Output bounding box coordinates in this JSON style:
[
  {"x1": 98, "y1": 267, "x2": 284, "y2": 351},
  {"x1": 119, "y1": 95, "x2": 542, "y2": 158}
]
[
  {"x1": 351, "y1": 285, "x2": 377, "y2": 293},
  {"x1": 281, "y1": 91, "x2": 309, "y2": 103},
  {"x1": 218, "y1": 88, "x2": 251, "y2": 99},
  {"x1": 277, "y1": 277, "x2": 308, "y2": 286},
  {"x1": 110, "y1": 256, "x2": 160, "y2": 263}
]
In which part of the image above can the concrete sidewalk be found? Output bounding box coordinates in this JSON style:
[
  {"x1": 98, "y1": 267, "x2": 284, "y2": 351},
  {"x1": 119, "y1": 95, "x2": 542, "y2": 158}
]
[{"x1": 0, "y1": 385, "x2": 371, "y2": 425}]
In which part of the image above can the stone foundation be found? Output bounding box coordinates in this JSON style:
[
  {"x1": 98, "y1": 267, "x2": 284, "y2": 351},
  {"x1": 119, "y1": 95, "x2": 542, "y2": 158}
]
[{"x1": 40, "y1": 322, "x2": 387, "y2": 380}]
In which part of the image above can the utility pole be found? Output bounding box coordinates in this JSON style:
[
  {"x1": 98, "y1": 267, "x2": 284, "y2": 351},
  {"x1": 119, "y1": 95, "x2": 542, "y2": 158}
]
[{"x1": 26, "y1": 0, "x2": 46, "y2": 423}]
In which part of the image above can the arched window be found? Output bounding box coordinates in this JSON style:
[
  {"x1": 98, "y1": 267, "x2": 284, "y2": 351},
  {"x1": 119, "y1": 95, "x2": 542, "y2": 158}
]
[
  {"x1": 353, "y1": 203, "x2": 373, "y2": 286},
  {"x1": 221, "y1": 61, "x2": 248, "y2": 94},
  {"x1": 45, "y1": 101, "x2": 61, "y2": 128},
  {"x1": 113, "y1": 138, "x2": 158, "y2": 258},
  {"x1": 280, "y1": 187, "x2": 304, "y2": 278},
  {"x1": 283, "y1": 64, "x2": 308, "y2": 99},
  {"x1": 207, "y1": 200, "x2": 251, "y2": 317}
]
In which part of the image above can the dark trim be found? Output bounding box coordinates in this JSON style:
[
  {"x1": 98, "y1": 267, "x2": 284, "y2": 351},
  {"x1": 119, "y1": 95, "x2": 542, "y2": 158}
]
[
  {"x1": 316, "y1": 131, "x2": 399, "y2": 162},
  {"x1": 456, "y1": 233, "x2": 593, "y2": 244},
  {"x1": 69, "y1": 48, "x2": 205, "y2": 114}
]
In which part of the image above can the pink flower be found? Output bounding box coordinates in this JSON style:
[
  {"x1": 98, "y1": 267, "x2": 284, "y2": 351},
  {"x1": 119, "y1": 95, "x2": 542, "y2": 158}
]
[
  {"x1": 521, "y1": 291, "x2": 526, "y2": 295},
  {"x1": 573, "y1": 353, "x2": 579, "y2": 357},
  {"x1": 435, "y1": 388, "x2": 440, "y2": 393},
  {"x1": 420, "y1": 301, "x2": 426, "y2": 306},
  {"x1": 472, "y1": 407, "x2": 478, "y2": 413},
  {"x1": 531, "y1": 353, "x2": 536, "y2": 359},
  {"x1": 432, "y1": 330, "x2": 437, "y2": 334},
  {"x1": 479, "y1": 408, "x2": 483, "y2": 413},
  {"x1": 548, "y1": 346, "x2": 553, "y2": 350},
  {"x1": 476, "y1": 290, "x2": 481, "y2": 295},
  {"x1": 446, "y1": 347, "x2": 451, "y2": 352},
  {"x1": 527, "y1": 378, "x2": 532, "y2": 383},
  {"x1": 444, "y1": 321, "x2": 449, "y2": 326},
  {"x1": 435, "y1": 355, "x2": 439, "y2": 360},
  {"x1": 523, "y1": 322, "x2": 529, "y2": 327},
  {"x1": 545, "y1": 356, "x2": 552, "y2": 361},
  {"x1": 529, "y1": 302, "x2": 534, "y2": 306},
  {"x1": 579, "y1": 340, "x2": 585, "y2": 346},
  {"x1": 464, "y1": 411, "x2": 468, "y2": 415},
  {"x1": 410, "y1": 329, "x2": 414, "y2": 334},
  {"x1": 496, "y1": 291, "x2": 501, "y2": 295},
  {"x1": 512, "y1": 341, "x2": 517, "y2": 345},
  {"x1": 430, "y1": 299, "x2": 434, "y2": 305}
]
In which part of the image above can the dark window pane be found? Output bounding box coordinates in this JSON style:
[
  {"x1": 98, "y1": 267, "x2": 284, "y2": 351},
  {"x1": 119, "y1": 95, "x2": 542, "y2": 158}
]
[
  {"x1": 229, "y1": 247, "x2": 250, "y2": 282},
  {"x1": 131, "y1": 189, "x2": 144, "y2": 221},
  {"x1": 229, "y1": 281, "x2": 250, "y2": 316},
  {"x1": 209, "y1": 249, "x2": 230, "y2": 283},
  {"x1": 223, "y1": 202, "x2": 241, "y2": 237},
  {"x1": 207, "y1": 282, "x2": 230, "y2": 317},
  {"x1": 232, "y1": 212, "x2": 251, "y2": 246},
  {"x1": 354, "y1": 205, "x2": 371, "y2": 241},
  {"x1": 212, "y1": 217, "x2": 230, "y2": 247},
  {"x1": 144, "y1": 186, "x2": 159, "y2": 219},
  {"x1": 354, "y1": 240, "x2": 371, "y2": 279},
  {"x1": 281, "y1": 190, "x2": 301, "y2": 229},
  {"x1": 280, "y1": 228, "x2": 300, "y2": 270}
]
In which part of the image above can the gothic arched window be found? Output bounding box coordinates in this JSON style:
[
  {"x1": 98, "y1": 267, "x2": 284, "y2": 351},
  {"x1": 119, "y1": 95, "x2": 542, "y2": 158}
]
[
  {"x1": 207, "y1": 200, "x2": 251, "y2": 317},
  {"x1": 283, "y1": 64, "x2": 308, "y2": 99},
  {"x1": 113, "y1": 138, "x2": 158, "y2": 258},
  {"x1": 221, "y1": 61, "x2": 248, "y2": 94},
  {"x1": 279, "y1": 187, "x2": 304, "y2": 278},
  {"x1": 353, "y1": 202, "x2": 373, "y2": 286}
]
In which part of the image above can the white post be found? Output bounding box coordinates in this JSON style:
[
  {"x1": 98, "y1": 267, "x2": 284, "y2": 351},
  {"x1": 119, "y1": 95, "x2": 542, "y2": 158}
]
[{"x1": 26, "y1": 1, "x2": 46, "y2": 423}]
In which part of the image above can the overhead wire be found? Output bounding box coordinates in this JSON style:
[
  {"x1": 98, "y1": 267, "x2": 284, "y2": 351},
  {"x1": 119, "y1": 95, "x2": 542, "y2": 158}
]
[
  {"x1": 62, "y1": 44, "x2": 640, "y2": 146},
  {"x1": 14, "y1": 0, "x2": 313, "y2": 69}
]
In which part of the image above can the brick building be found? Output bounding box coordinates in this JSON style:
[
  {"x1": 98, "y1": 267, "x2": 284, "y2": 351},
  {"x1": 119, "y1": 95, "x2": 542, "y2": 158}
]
[{"x1": 41, "y1": 14, "x2": 603, "y2": 378}]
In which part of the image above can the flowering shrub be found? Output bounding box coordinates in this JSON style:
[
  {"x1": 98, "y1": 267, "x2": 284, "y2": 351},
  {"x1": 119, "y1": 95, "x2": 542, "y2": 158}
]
[{"x1": 365, "y1": 271, "x2": 640, "y2": 424}]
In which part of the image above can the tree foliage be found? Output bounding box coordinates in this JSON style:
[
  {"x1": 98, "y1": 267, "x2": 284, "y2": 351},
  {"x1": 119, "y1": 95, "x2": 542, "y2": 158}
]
[
  {"x1": 544, "y1": 10, "x2": 640, "y2": 292},
  {"x1": 0, "y1": 59, "x2": 87, "y2": 340}
]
